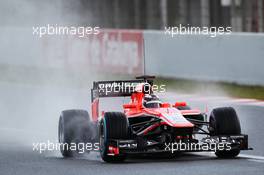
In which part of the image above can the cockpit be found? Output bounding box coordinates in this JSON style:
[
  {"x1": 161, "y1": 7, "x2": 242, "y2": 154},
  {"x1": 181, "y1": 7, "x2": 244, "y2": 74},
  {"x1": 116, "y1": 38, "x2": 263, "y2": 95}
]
[{"x1": 143, "y1": 94, "x2": 162, "y2": 108}]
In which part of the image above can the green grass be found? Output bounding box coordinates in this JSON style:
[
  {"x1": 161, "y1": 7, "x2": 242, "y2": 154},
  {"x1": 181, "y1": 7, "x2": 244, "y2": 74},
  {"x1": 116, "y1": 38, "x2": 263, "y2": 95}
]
[
  {"x1": 1, "y1": 64, "x2": 264, "y2": 100},
  {"x1": 155, "y1": 77, "x2": 264, "y2": 100}
]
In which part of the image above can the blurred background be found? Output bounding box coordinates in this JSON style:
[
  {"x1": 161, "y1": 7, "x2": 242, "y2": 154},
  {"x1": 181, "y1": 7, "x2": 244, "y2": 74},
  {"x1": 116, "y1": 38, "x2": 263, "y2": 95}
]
[
  {"x1": 71, "y1": 0, "x2": 264, "y2": 32},
  {"x1": 1, "y1": 2, "x2": 264, "y2": 174},
  {"x1": 0, "y1": 0, "x2": 264, "y2": 142},
  {"x1": 2, "y1": 0, "x2": 264, "y2": 32}
]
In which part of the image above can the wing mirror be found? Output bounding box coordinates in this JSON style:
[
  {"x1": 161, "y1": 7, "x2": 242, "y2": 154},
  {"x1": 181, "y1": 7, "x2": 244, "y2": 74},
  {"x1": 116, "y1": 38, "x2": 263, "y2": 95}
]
[
  {"x1": 123, "y1": 104, "x2": 137, "y2": 109},
  {"x1": 173, "y1": 102, "x2": 187, "y2": 107},
  {"x1": 160, "y1": 103, "x2": 171, "y2": 108}
]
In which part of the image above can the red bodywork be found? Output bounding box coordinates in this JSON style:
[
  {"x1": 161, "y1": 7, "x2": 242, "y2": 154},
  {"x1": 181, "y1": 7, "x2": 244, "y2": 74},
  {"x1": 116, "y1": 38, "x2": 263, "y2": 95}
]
[
  {"x1": 123, "y1": 91, "x2": 195, "y2": 129},
  {"x1": 91, "y1": 83, "x2": 202, "y2": 134}
]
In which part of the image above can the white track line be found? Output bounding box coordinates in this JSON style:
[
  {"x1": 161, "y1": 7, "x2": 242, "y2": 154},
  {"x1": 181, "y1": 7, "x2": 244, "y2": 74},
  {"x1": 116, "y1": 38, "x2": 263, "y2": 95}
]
[
  {"x1": 239, "y1": 154, "x2": 264, "y2": 160},
  {"x1": 194, "y1": 152, "x2": 264, "y2": 161},
  {"x1": 247, "y1": 159, "x2": 264, "y2": 163}
]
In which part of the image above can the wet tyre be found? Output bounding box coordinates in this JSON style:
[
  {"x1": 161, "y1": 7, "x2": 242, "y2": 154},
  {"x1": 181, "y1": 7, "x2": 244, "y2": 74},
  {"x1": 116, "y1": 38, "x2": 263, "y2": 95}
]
[
  {"x1": 58, "y1": 109, "x2": 92, "y2": 157},
  {"x1": 209, "y1": 107, "x2": 241, "y2": 158},
  {"x1": 99, "y1": 112, "x2": 129, "y2": 163}
]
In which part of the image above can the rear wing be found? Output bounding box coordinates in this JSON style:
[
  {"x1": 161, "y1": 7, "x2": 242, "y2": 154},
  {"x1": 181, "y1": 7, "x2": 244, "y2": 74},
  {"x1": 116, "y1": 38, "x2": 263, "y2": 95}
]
[
  {"x1": 90, "y1": 76, "x2": 155, "y2": 121},
  {"x1": 91, "y1": 80, "x2": 144, "y2": 102},
  {"x1": 91, "y1": 76, "x2": 155, "y2": 102}
]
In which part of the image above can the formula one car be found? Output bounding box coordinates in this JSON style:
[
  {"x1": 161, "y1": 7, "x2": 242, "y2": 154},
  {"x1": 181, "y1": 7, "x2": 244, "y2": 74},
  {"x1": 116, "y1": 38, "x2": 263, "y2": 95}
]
[{"x1": 58, "y1": 76, "x2": 251, "y2": 162}]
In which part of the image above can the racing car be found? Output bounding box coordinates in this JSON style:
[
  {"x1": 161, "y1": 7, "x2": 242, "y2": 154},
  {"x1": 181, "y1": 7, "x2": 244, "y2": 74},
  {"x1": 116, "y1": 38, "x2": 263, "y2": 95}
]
[{"x1": 58, "y1": 76, "x2": 251, "y2": 162}]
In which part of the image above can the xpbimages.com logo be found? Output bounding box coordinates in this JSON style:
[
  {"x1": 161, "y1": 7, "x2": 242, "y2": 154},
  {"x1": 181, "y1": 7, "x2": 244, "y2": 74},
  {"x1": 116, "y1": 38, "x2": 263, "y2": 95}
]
[
  {"x1": 32, "y1": 24, "x2": 100, "y2": 38},
  {"x1": 164, "y1": 140, "x2": 232, "y2": 153},
  {"x1": 32, "y1": 140, "x2": 99, "y2": 154},
  {"x1": 98, "y1": 82, "x2": 166, "y2": 96},
  {"x1": 165, "y1": 24, "x2": 232, "y2": 38}
]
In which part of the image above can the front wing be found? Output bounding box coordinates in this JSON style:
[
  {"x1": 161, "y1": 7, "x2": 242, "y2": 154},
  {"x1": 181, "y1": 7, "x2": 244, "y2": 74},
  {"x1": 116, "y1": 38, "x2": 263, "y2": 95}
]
[{"x1": 106, "y1": 134, "x2": 251, "y2": 155}]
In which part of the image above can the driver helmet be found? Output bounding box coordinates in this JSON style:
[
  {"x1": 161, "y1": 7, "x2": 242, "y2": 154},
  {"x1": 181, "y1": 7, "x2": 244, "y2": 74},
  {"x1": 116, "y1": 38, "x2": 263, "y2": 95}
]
[{"x1": 143, "y1": 94, "x2": 161, "y2": 108}]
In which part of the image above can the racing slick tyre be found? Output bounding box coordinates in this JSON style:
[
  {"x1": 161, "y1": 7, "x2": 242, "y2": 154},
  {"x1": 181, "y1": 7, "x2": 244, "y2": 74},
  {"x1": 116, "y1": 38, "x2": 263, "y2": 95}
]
[
  {"x1": 58, "y1": 109, "x2": 92, "y2": 157},
  {"x1": 99, "y1": 112, "x2": 129, "y2": 163},
  {"x1": 209, "y1": 107, "x2": 241, "y2": 158}
]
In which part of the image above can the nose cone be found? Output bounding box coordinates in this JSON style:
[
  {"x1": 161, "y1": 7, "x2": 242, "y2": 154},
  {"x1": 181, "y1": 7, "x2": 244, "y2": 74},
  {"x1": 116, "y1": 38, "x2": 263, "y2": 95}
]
[{"x1": 160, "y1": 108, "x2": 194, "y2": 127}]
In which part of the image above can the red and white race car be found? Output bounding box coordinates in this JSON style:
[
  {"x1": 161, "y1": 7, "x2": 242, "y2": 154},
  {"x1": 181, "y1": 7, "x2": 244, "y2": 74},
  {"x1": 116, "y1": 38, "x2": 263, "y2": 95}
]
[{"x1": 58, "y1": 76, "x2": 251, "y2": 162}]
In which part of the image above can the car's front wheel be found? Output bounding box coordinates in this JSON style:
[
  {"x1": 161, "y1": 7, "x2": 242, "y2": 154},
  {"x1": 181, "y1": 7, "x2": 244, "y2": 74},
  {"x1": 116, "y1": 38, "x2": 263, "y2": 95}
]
[
  {"x1": 99, "y1": 112, "x2": 129, "y2": 163},
  {"x1": 209, "y1": 107, "x2": 241, "y2": 158}
]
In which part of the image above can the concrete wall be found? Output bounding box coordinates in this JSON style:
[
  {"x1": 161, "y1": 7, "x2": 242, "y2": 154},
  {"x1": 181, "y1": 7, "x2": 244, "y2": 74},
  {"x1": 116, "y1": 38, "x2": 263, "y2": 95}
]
[
  {"x1": 144, "y1": 31, "x2": 264, "y2": 85},
  {"x1": 0, "y1": 27, "x2": 143, "y2": 74},
  {"x1": 1, "y1": 27, "x2": 264, "y2": 86}
]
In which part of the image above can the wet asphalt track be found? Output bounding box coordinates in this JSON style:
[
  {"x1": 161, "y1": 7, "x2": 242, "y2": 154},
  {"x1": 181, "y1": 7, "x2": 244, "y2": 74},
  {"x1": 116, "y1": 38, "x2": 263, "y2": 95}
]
[{"x1": 0, "y1": 82, "x2": 264, "y2": 175}]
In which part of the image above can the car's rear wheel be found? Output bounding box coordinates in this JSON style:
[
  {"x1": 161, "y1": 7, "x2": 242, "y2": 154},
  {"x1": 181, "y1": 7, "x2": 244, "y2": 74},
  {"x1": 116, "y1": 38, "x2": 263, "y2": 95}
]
[
  {"x1": 209, "y1": 107, "x2": 241, "y2": 158},
  {"x1": 58, "y1": 109, "x2": 92, "y2": 157},
  {"x1": 99, "y1": 112, "x2": 129, "y2": 163}
]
